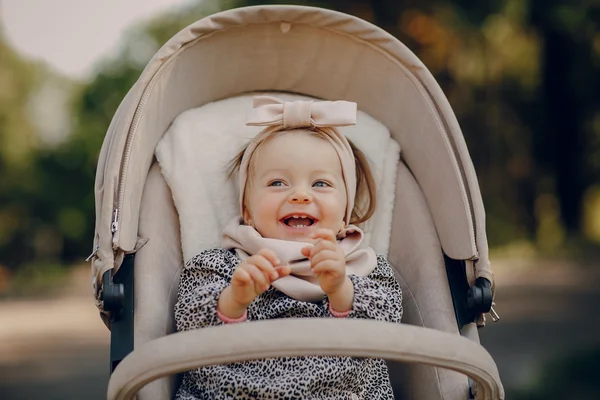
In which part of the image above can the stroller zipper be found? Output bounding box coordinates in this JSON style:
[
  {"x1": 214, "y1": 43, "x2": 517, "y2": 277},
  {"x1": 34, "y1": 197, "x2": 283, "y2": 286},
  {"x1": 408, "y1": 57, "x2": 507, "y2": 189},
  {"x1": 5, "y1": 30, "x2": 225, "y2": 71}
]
[
  {"x1": 86, "y1": 245, "x2": 99, "y2": 262},
  {"x1": 111, "y1": 208, "x2": 119, "y2": 250},
  {"x1": 112, "y1": 68, "x2": 167, "y2": 248},
  {"x1": 112, "y1": 41, "x2": 193, "y2": 249},
  {"x1": 111, "y1": 208, "x2": 119, "y2": 233}
]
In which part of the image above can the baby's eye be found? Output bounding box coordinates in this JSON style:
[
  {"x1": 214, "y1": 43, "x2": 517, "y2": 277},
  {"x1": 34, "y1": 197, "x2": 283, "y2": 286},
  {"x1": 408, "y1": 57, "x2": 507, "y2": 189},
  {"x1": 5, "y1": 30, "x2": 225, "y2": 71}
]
[
  {"x1": 313, "y1": 180, "x2": 330, "y2": 188},
  {"x1": 268, "y1": 180, "x2": 285, "y2": 187}
]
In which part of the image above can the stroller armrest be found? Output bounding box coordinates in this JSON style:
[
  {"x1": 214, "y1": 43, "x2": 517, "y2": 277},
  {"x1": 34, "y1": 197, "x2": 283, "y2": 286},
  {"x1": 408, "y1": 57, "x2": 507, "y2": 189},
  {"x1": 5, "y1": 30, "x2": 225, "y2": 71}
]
[{"x1": 107, "y1": 319, "x2": 504, "y2": 400}]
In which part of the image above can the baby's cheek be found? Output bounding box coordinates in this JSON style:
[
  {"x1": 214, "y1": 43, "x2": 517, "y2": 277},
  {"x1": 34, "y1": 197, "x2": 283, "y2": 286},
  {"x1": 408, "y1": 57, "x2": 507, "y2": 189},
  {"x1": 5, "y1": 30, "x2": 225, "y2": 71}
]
[
  {"x1": 319, "y1": 202, "x2": 345, "y2": 228},
  {"x1": 256, "y1": 197, "x2": 280, "y2": 221},
  {"x1": 330, "y1": 196, "x2": 347, "y2": 220}
]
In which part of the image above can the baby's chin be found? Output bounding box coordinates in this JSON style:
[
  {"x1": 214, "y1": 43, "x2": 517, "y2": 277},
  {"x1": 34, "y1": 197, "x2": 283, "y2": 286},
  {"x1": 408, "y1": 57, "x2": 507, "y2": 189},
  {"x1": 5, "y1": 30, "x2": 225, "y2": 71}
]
[
  {"x1": 257, "y1": 222, "x2": 338, "y2": 242},
  {"x1": 259, "y1": 223, "x2": 317, "y2": 242},
  {"x1": 275, "y1": 230, "x2": 315, "y2": 243}
]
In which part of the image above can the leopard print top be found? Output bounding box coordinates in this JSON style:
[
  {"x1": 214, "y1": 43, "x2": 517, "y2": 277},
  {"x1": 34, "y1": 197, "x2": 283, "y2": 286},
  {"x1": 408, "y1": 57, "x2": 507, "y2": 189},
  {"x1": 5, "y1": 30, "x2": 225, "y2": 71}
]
[{"x1": 175, "y1": 248, "x2": 403, "y2": 400}]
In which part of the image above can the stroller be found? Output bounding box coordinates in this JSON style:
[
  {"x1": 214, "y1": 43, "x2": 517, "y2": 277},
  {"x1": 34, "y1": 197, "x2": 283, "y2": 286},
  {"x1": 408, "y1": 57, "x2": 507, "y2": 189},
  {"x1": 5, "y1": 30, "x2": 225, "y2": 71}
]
[{"x1": 90, "y1": 5, "x2": 504, "y2": 400}]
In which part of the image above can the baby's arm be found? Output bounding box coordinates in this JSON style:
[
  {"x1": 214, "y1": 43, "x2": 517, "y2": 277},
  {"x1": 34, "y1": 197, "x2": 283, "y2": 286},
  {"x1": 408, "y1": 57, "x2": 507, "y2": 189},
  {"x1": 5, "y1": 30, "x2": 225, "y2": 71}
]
[
  {"x1": 325, "y1": 255, "x2": 403, "y2": 323},
  {"x1": 174, "y1": 250, "x2": 237, "y2": 331},
  {"x1": 218, "y1": 249, "x2": 290, "y2": 320}
]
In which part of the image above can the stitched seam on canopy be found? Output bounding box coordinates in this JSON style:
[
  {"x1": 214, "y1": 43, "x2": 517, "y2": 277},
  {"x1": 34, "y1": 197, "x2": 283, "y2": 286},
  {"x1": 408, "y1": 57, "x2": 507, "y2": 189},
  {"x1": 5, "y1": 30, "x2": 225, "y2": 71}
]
[{"x1": 115, "y1": 30, "x2": 220, "y2": 250}]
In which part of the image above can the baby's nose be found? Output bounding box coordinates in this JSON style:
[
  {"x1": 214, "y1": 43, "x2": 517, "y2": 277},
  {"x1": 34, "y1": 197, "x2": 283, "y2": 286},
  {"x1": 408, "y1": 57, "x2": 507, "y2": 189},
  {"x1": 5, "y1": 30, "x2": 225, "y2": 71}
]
[{"x1": 289, "y1": 191, "x2": 312, "y2": 204}]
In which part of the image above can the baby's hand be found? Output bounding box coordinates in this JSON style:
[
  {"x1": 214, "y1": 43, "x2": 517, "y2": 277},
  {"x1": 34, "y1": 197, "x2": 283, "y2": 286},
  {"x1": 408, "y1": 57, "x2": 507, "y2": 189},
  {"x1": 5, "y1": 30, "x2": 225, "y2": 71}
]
[
  {"x1": 301, "y1": 229, "x2": 347, "y2": 295},
  {"x1": 230, "y1": 249, "x2": 291, "y2": 307}
]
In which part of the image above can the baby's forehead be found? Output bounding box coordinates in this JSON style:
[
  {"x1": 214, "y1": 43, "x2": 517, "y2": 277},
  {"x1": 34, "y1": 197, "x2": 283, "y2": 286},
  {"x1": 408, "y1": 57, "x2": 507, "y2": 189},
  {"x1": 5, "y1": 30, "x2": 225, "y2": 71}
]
[
  {"x1": 250, "y1": 131, "x2": 342, "y2": 176},
  {"x1": 259, "y1": 130, "x2": 335, "y2": 153},
  {"x1": 264, "y1": 129, "x2": 327, "y2": 145}
]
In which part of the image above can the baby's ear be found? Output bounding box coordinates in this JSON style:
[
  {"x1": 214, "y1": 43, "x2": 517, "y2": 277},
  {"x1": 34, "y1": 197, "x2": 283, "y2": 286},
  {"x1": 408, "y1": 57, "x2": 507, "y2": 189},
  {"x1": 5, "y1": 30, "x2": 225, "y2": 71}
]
[
  {"x1": 242, "y1": 208, "x2": 252, "y2": 226},
  {"x1": 337, "y1": 221, "x2": 348, "y2": 239}
]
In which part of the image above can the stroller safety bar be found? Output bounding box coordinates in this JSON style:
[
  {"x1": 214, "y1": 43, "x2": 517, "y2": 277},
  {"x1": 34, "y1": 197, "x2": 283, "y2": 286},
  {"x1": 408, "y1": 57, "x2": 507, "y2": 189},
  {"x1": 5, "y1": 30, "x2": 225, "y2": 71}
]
[{"x1": 107, "y1": 319, "x2": 504, "y2": 400}]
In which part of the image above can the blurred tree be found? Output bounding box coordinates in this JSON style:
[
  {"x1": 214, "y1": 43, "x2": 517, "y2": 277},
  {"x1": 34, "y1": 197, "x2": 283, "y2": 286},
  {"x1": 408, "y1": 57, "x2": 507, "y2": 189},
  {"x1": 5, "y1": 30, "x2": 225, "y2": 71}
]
[
  {"x1": 0, "y1": 32, "x2": 41, "y2": 267},
  {"x1": 0, "y1": 31, "x2": 84, "y2": 269},
  {"x1": 530, "y1": 0, "x2": 600, "y2": 238},
  {"x1": 0, "y1": 2, "x2": 220, "y2": 269}
]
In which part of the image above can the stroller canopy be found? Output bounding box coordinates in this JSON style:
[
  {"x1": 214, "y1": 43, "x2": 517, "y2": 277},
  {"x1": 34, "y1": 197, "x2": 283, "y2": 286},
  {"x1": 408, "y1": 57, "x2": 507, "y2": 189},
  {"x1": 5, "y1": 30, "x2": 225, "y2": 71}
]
[{"x1": 92, "y1": 4, "x2": 492, "y2": 301}]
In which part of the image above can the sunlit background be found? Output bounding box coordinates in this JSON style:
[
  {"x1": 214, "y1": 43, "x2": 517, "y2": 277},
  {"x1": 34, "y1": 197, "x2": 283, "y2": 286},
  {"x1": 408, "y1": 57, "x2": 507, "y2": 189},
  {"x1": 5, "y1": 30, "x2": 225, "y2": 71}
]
[{"x1": 0, "y1": 0, "x2": 599, "y2": 399}]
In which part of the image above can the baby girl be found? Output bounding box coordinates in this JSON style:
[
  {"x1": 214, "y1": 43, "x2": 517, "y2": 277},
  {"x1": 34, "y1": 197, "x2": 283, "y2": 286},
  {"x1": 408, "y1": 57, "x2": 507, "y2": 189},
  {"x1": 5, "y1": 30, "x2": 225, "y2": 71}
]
[{"x1": 175, "y1": 96, "x2": 403, "y2": 399}]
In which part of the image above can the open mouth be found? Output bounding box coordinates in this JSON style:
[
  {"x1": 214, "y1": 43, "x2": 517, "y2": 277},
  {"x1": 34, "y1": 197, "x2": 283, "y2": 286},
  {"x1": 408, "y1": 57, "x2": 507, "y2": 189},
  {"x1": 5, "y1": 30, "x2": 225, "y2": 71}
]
[{"x1": 281, "y1": 214, "x2": 317, "y2": 228}]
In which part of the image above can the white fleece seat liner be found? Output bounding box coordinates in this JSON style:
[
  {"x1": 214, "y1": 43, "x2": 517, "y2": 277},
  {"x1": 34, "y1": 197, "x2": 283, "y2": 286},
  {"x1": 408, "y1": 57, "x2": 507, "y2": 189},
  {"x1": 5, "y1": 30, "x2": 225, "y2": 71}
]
[{"x1": 155, "y1": 93, "x2": 400, "y2": 262}]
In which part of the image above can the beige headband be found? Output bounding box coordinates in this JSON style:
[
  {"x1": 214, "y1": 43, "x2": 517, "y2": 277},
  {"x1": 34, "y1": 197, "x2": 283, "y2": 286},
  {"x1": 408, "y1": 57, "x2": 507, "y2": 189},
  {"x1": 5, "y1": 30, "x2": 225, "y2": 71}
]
[{"x1": 240, "y1": 96, "x2": 358, "y2": 225}]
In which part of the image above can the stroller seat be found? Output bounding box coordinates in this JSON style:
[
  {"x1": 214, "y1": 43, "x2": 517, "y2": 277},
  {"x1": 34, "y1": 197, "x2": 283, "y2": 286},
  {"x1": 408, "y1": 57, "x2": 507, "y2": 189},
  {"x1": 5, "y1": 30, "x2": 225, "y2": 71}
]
[{"x1": 90, "y1": 5, "x2": 503, "y2": 400}]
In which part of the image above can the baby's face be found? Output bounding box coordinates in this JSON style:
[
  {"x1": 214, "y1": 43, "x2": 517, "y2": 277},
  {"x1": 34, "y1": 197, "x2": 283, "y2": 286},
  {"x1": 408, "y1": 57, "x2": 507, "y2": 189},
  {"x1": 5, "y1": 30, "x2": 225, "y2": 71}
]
[{"x1": 243, "y1": 131, "x2": 347, "y2": 242}]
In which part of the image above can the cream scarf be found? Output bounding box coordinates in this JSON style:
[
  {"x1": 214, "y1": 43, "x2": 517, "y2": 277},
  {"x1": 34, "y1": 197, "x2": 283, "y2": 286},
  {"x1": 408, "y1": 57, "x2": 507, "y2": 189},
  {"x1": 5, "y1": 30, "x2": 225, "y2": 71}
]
[{"x1": 222, "y1": 218, "x2": 377, "y2": 302}]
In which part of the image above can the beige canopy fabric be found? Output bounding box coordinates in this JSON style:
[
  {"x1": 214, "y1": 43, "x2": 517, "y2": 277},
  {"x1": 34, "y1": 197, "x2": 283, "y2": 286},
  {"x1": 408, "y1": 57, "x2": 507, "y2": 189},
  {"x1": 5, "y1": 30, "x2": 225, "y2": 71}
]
[{"x1": 91, "y1": 5, "x2": 492, "y2": 311}]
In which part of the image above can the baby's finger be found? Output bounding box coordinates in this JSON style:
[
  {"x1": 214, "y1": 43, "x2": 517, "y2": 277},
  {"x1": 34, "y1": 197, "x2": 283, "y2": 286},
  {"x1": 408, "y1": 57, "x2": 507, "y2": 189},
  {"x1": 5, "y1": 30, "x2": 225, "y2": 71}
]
[
  {"x1": 311, "y1": 259, "x2": 339, "y2": 274},
  {"x1": 232, "y1": 268, "x2": 252, "y2": 285},
  {"x1": 311, "y1": 228, "x2": 337, "y2": 243},
  {"x1": 275, "y1": 265, "x2": 292, "y2": 277},
  {"x1": 310, "y1": 249, "x2": 339, "y2": 268},
  {"x1": 257, "y1": 248, "x2": 280, "y2": 267},
  {"x1": 301, "y1": 246, "x2": 312, "y2": 258},
  {"x1": 244, "y1": 264, "x2": 270, "y2": 290},
  {"x1": 252, "y1": 255, "x2": 280, "y2": 281},
  {"x1": 309, "y1": 239, "x2": 336, "y2": 259}
]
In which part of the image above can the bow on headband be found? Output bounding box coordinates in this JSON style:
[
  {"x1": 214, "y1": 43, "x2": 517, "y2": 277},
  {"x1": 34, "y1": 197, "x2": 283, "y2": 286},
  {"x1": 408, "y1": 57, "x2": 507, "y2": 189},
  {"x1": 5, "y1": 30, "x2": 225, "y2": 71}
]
[
  {"x1": 247, "y1": 96, "x2": 358, "y2": 129},
  {"x1": 240, "y1": 96, "x2": 358, "y2": 226}
]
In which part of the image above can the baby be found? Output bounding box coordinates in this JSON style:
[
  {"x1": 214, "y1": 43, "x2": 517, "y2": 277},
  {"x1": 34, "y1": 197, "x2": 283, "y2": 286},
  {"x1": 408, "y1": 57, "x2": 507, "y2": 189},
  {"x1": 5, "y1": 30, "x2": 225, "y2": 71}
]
[{"x1": 175, "y1": 96, "x2": 403, "y2": 400}]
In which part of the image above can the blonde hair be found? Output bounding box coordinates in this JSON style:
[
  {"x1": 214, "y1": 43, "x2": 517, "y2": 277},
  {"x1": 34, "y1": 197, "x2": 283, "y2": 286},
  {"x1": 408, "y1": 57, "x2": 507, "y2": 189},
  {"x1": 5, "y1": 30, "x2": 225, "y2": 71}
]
[{"x1": 228, "y1": 130, "x2": 377, "y2": 226}]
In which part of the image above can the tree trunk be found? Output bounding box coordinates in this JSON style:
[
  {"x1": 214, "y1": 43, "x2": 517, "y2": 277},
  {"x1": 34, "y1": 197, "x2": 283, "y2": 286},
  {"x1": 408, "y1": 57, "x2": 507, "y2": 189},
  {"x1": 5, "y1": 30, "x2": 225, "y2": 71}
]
[{"x1": 532, "y1": 1, "x2": 586, "y2": 236}]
